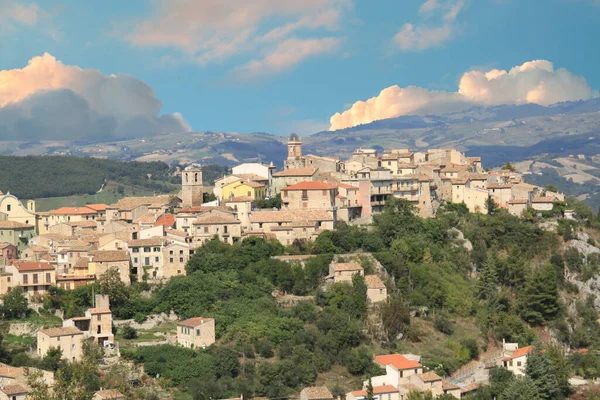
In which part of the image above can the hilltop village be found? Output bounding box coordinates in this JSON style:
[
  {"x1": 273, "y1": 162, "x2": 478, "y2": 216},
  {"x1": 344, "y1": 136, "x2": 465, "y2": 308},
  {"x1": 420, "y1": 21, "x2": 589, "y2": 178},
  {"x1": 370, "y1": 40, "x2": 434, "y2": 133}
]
[{"x1": 0, "y1": 134, "x2": 584, "y2": 400}]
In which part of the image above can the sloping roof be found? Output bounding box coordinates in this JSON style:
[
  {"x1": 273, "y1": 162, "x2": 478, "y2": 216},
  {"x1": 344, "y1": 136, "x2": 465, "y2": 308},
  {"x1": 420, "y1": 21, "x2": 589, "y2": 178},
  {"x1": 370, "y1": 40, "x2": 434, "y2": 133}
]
[
  {"x1": 330, "y1": 262, "x2": 363, "y2": 272},
  {"x1": 0, "y1": 366, "x2": 23, "y2": 378},
  {"x1": 109, "y1": 195, "x2": 172, "y2": 211},
  {"x1": 419, "y1": 371, "x2": 442, "y2": 382},
  {"x1": 155, "y1": 214, "x2": 176, "y2": 227},
  {"x1": 91, "y1": 250, "x2": 130, "y2": 263},
  {"x1": 300, "y1": 386, "x2": 333, "y2": 400},
  {"x1": 192, "y1": 214, "x2": 240, "y2": 225},
  {"x1": 85, "y1": 204, "x2": 108, "y2": 211},
  {"x1": 235, "y1": 173, "x2": 268, "y2": 182},
  {"x1": 12, "y1": 261, "x2": 54, "y2": 272},
  {"x1": 134, "y1": 213, "x2": 158, "y2": 224},
  {"x1": 39, "y1": 326, "x2": 82, "y2": 337},
  {"x1": 177, "y1": 317, "x2": 213, "y2": 327},
  {"x1": 224, "y1": 196, "x2": 254, "y2": 203},
  {"x1": 351, "y1": 385, "x2": 398, "y2": 396},
  {"x1": 374, "y1": 354, "x2": 422, "y2": 370},
  {"x1": 511, "y1": 346, "x2": 534, "y2": 359},
  {"x1": 88, "y1": 307, "x2": 111, "y2": 314},
  {"x1": 94, "y1": 389, "x2": 124, "y2": 399},
  {"x1": 508, "y1": 199, "x2": 528, "y2": 205},
  {"x1": 249, "y1": 210, "x2": 332, "y2": 223},
  {"x1": 0, "y1": 242, "x2": 15, "y2": 249},
  {"x1": 127, "y1": 237, "x2": 166, "y2": 247},
  {"x1": 272, "y1": 168, "x2": 318, "y2": 177},
  {"x1": 50, "y1": 206, "x2": 97, "y2": 215},
  {"x1": 166, "y1": 228, "x2": 188, "y2": 238},
  {"x1": 0, "y1": 384, "x2": 28, "y2": 395},
  {"x1": 532, "y1": 196, "x2": 557, "y2": 203},
  {"x1": 0, "y1": 220, "x2": 34, "y2": 229},
  {"x1": 333, "y1": 182, "x2": 359, "y2": 190},
  {"x1": 230, "y1": 180, "x2": 264, "y2": 189},
  {"x1": 281, "y1": 181, "x2": 337, "y2": 191},
  {"x1": 442, "y1": 380, "x2": 460, "y2": 390},
  {"x1": 67, "y1": 221, "x2": 97, "y2": 228},
  {"x1": 365, "y1": 275, "x2": 386, "y2": 289}
]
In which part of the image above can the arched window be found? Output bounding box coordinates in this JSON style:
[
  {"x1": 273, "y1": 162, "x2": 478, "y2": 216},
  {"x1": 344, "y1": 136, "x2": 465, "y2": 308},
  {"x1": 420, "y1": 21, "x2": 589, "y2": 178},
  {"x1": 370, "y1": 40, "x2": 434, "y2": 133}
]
[
  {"x1": 185, "y1": 173, "x2": 189, "y2": 183},
  {"x1": 195, "y1": 173, "x2": 198, "y2": 183}
]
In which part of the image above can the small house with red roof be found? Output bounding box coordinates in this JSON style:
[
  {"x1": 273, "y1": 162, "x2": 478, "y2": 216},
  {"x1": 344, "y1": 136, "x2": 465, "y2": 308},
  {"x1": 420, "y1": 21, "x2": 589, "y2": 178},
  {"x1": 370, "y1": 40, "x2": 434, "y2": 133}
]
[
  {"x1": 176, "y1": 317, "x2": 215, "y2": 349},
  {"x1": 281, "y1": 181, "x2": 337, "y2": 212},
  {"x1": 503, "y1": 345, "x2": 534, "y2": 376},
  {"x1": 373, "y1": 353, "x2": 423, "y2": 387},
  {"x1": 5, "y1": 260, "x2": 55, "y2": 300}
]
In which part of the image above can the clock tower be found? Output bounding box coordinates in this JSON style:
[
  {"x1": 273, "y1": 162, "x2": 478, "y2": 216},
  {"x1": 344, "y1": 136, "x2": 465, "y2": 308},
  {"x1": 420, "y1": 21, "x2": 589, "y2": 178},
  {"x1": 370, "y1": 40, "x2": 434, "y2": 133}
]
[{"x1": 287, "y1": 133, "x2": 302, "y2": 159}]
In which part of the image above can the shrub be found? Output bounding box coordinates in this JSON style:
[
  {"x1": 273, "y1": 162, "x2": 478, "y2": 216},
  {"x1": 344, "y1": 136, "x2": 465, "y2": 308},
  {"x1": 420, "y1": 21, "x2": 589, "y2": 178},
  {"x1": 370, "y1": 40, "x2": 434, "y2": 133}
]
[
  {"x1": 255, "y1": 340, "x2": 274, "y2": 358},
  {"x1": 122, "y1": 324, "x2": 138, "y2": 340},
  {"x1": 134, "y1": 313, "x2": 148, "y2": 324},
  {"x1": 434, "y1": 314, "x2": 454, "y2": 335}
]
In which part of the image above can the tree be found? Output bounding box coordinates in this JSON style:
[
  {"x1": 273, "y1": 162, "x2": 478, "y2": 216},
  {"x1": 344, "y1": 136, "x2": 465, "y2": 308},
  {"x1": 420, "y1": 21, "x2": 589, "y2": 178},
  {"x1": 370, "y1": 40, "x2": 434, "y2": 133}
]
[
  {"x1": 519, "y1": 265, "x2": 560, "y2": 325},
  {"x1": 366, "y1": 378, "x2": 375, "y2": 400},
  {"x1": 2, "y1": 287, "x2": 28, "y2": 319},
  {"x1": 380, "y1": 295, "x2": 411, "y2": 341},
  {"x1": 121, "y1": 324, "x2": 138, "y2": 340},
  {"x1": 477, "y1": 253, "x2": 499, "y2": 300},
  {"x1": 525, "y1": 348, "x2": 561, "y2": 400},
  {"x1": 41, "y1": 347, "x2": 63, "y2": 372},
  {"x1": 501, "y1": 376, "x2": 543, "y2": 400},
  {"x1": 485, "y1": 196, "x2": 498, "y2": 215},
  {"x1": 351, "y1": 274, "x2": 368, "y2": 319},
  {"x1": 502, "y1": 162, "x2": 516, "y2": 172}
]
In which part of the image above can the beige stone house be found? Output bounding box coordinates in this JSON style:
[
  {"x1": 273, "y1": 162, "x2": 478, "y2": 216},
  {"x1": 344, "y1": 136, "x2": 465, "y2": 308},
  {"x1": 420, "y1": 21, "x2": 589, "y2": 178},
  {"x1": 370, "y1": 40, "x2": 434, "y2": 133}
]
[
  {"x1": 90, "y1": 250, "x2": 131, "y2": 284},
  {"x1": 64, "y1": 295, "x2": 114, "y2": 346},
  {"x1": 248, "y1": 210, "x2": 334, "y2": 245},
  {"x1": 190, "y1": 214, "x2": 242, "y2": 246},
  {"x1": 0, "y1": 384, "x2": 28, "y2": 400},
  {"x1": 502, "y1": 345, "x2": 534, "y2": 376},
  {"x1": 281, "y1": 181, "x2": 337, "y2": 212},
  {"x1": 126, "y1": 237, "x2": 166, "y2": 282},
  {"x1": 162, "y1": 241, "x2": 190, "y2": 279},
  {"x1": 5, "y1": 261, "x2": 55, "y2": 300},
  {"x1": 223, "y1": 196, "x2": 254, "y2": 230},
  {"x1": 0, "y1": 243, "x2": 16, "y2": 260},
  {"x1": 37, "y1": 326, "x2": 84, "y2": 362},
  {"x1": 271, "y1": 168, "x2": 318, "y2": 194},
  {"x1": 176, "y1": 317, "x2": 216, "y2": 349},
  {"x1": 531, "y1": 196, "x2": 557, "y2": 212},
  {"x1": 0, "y1": 221, "x2": 35, "y2": 250},
  {"x1": 365, "y1": 275, "x2": 387, "y2": 303},
  {"x1": 328, "y1": 262, "x2": 364, "y2": 284},
  {"x1": 300, "y1": 386, "x2": 334, "y2": 400},
  {"x1": 508, "y1": 199, "x2": 529, "y2": 216}
]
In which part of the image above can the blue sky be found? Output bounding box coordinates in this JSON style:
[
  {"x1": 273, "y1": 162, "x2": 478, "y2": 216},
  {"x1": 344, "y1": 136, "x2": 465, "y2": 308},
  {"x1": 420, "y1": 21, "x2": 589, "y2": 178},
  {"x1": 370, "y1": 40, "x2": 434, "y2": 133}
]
[{"x1": 0, "y1": 0, "x2": 599, "y2": 138}]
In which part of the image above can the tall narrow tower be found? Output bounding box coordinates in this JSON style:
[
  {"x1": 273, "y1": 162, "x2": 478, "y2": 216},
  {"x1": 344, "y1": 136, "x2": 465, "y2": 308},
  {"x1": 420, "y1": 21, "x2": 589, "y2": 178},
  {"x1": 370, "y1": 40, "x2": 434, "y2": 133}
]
[
  {"x1": 181, "y1": 165, "x2": 203, "y2": 208},
  {"x1": 287, "y1": 133, "x2": 302, "y2": 159}
]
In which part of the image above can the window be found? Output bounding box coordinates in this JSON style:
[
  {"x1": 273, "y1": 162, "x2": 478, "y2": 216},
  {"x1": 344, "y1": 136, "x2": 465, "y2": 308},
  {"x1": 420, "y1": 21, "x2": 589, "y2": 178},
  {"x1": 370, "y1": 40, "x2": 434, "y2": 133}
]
[
  {"x1": 132, "y1": 248, "x2": 139, "y2": 253},
  {"x1": 134, "y1": 257, "x2": 138, "y2": 263},
  {"x1": 517, "y1": 361, "x2": 522, "y2": 367},
  {"x1": 283, "y1": 191, "x2": 288, "y2": 197},
  {"x1": 169, "y1": 250, "x2": 174, "y2": 255},
  {"x1": 204, "y1": 227, "x2": 209, "y2": 234},
  {"x1": 301, "y1": 190, "x2": 308, "y2": 200},
  {"x1": 23, "y1": 274, "x2": 28, "y2": 284},
  {"x1": 196, "y1": 329, "x2": 201, "y2": 336},
  {"x1": 155, "y1": 257, "x2": 159, "y2": 262},
  {"x1": 322, "y1": 190, "x2": 327, "y2": 196},
  {"x1": 153, "y1": 247, "x2": 160, "y2": 252},
  {"x1": 33, "y1": 274, "x2": 38, "y2": 284},
  {"x1": 259, "y1": 223, "x2": 263, "y2": 229},
  {"x1": 6, "y1": 205, "x2": 10, "y2": 212},
  {"x1": 46, "y1": 273, "x2": 51, "y2": 283},
  {"x1": 170, "y1": 258, "x2": 174, "y2": 263},
  {"x1": 144, "y1": 257, "x2": 150, "y2": 265},
  {"x1": 71, "y1": 344, "x2": 76, "y2": 350},
  {"x1": 144, "y1": 247, "x2": 150, "y2": 253},
  {"x1": 179, "y1": 250, "x2": 184, "y2": 255},
  {"x1": 180, "y1": 257, "x2": 184, "y2": 263},
  {"x1": 247, "y1": 191, "x2": 251, "y2": 197},
  {"x1": 97, "y1": 315, "x2": 101, "y2": 321},
  {"x1": 224, "y1": 226, "x2": 228, "y2": 234}
]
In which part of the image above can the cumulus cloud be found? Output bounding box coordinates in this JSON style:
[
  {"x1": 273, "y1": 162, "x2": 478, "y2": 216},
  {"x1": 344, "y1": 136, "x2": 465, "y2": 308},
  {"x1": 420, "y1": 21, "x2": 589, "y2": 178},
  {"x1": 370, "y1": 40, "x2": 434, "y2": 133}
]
[
  {"x1": 394, "y1": 0, "x2": 463, "y2": 51},
  {"x1": 329, "y1": 60, "x2": 599, "y2": 130},
  {"x1": 0, "y1": 53, "x2": 191, "y2": 140},
  {"x1": 0, "y1": 1, "x2": 43, "y2": 25},
  {"x1": 123, "y1": 0, "x2": 349, "y2": 74}
]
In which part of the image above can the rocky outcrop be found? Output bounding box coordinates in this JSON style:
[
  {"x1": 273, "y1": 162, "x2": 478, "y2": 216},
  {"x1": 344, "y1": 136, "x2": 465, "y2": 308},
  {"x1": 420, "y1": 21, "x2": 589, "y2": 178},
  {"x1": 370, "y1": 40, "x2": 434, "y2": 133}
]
[
  {"x1": 565, "y1": 240, "x2": 600, "y2": 257},
  {"x1": 448, "y1": 228, "x2": 473, "y2": 252}
]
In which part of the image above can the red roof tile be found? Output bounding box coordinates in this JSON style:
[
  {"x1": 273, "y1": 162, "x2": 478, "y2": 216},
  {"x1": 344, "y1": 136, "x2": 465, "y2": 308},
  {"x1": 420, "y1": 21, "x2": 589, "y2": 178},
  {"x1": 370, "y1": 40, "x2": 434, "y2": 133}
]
[
  {"x1": 351, "y1": 385, "x2": 398, "y2": 396},
  {"x1": 177, "y1": 317, "x2": 213, "y2": 327},
  {"x1": 155, "y1": 213, "x2": 176, "y2": 227},
  {"x1": 85, "y1": 204, "x2": 108, "y2": 211},
  {"x1": 511, "y1": 346, "x2": 534, "y2": 359},
  {"x1": 12, "y1": 261, "x2": 54, "y2": 272},
  {"x1": 281, "y1": 181, "x2": 337, "y2": 191},
  {"x1": 50, "y1": 206, "x2": 98, "y2": 215},
  {"x1": 374, "y1": 354, "x2": 422, "y2": 370}
]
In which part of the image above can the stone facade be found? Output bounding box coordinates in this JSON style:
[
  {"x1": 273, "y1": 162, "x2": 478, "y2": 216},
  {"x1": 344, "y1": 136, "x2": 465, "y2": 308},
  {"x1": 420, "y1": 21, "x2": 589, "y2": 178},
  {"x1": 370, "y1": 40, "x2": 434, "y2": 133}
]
[{"x1": 176, "y1": 317, "x2": 216, "y2": 349}]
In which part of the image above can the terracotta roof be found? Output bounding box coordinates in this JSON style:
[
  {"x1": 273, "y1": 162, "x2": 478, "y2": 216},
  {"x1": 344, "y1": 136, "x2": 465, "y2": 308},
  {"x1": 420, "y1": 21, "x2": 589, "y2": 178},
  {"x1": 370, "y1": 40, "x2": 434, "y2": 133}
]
[
  {"x1": 532, "y1": 196, "x2": 557, "y2": 203},
  {"x1": 85, "y1": 204, "x2": 108, "y2": 211},
  {"x1": 375, "y1": 354, "x2": 422, "y2": 370},
  {"x1": 50, "y1": 206, "x2": 98, "y2": 215},
  {"x1": 419, "y1": 371, "x2": 442, "y2": 382},
  {"x1": 351, "y1": 385, "x2": 398, "y2": 396},
  {"x1": 110, "y1": 195, "x2": 172, "y2": 211},
  {"x1": 0, "y1": 366, "x2": 23, "y2": 378},
  {"x1": 0, "y1": 242, "x2": 14, "y2": 249},
  {"x1": 398, "y1": 163, "x2": 417, "y2": 168},
  {"x1": 67, "y1": 221, "x2": 97, "y2": 228},
  {"x1": 442, "y1": 380, "x2": 460, "y2": 390},
  {"x1": 192, "y1": 214, "x2": 240, "y2": 225},
  {"x1": 155, "y1": 214, "x2": 176, "y2": 227},
  {"x1": 73, "y1": 257, "x2": 90, "y2": 270},
  {"x1": 333, "y1": 182, "x2": 359, "y2": 190},
  {"x1": 94, "y1": 389, "x2": 124, "y2": 399},
  {"x1": 461, "y1": 383, "x2": 483, "y2": 394},
  {"x1": 249, "y1": 210, "x2": 332, "y2": 223},
  {"x1": 300, "y1": 386, "x2": 333, "y2": 400},
  {"x1": 12, "y1": 261, "x2": 54, "y2": 271},
  {"x1": 0, "y1": 384, "x2": 28, "y2": 395},
  {"x1": 281, "y1": 181, "x2": 337, "y2": 191},
  {"x1": 127, "y1": 237, "x2": 166, "y2": 247},
  {"x1": 365, "y1": 275, "x2": 386, "y2": 289},
  {"x1": 0, "y1": 220, "x2": 33, "y2": 229},
  {"x1": 231, "y1": 180, "x2": 264, "y2": 189},
  {"x1": 224, "y1": 196, "x2": 254, "y2": 203},
  {"x1": 508, "y1": 199, "x2": 528, "y2": 204},
  {"x1": 466, "y1": 173, "x2": 489, "y2": 180},
  {"x1": 88, "y1": 307, "x2": 111, "y2": 314},
  {"x1": 177, "y1": 206, "x2": 235, "y2": 215},
  {"x1": 39, "y1": 326, "x2": 82, "y2": 337},
  {"x1": 511, "y1": 346, "x2": 534, "y2": 359},
  {"x1": 177, "y1": 317, "x2": 213, "y2": 327},
  {"x1": 134, "y1": 213, "x2": 158, "y2": 224},
  {"x1": 450, "y1": 177, "x2": 468, "y2": 185},
  {"x1": 488, "y1": 183, "x2": 513, "y2": 189},
  {"x1": 272, "y1": 168, "x2": 317, "y2": 177},
  {"x1": 91, "y1": 250, "x2": 129, "y2": 263},
  {"x1": 330, "y1": 262, "x2": 363, "y2": 272},
  {"x1": 25, "y1": 246, "x2": 49, "y2": 253},
  {"x1": 235, "y1": 173, "x2": 268, "y2": 182}
]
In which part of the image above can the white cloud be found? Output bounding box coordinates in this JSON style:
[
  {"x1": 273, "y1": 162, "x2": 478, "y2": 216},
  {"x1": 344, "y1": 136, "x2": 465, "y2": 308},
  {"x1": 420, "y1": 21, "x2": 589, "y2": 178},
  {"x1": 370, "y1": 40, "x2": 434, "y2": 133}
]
[
  {"x1": 0, "y1": 1, "x2": 42, "y2": 25},
  {"x1": 123, "y1": 0, "x2": 350, "y2": 74},
  {"x1": 329, "y1": 60, "x2": 599, "y2": 130},
  {"x1": 236, "y1": 37, "x2": 341, "y2": 78},
  {"x1": 394, "y1": 0, "x2": 463, "y2": 51},
  {"x1": 0, "y1": 53, "x2": 191, "y2": 140}
]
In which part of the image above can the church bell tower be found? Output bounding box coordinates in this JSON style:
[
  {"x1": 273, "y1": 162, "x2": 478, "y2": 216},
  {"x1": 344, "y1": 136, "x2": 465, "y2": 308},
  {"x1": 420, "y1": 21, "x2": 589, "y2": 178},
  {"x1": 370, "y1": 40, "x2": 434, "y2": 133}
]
[{"x1": 181, "y1": 165, "x2": 203, "y2": 208}]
